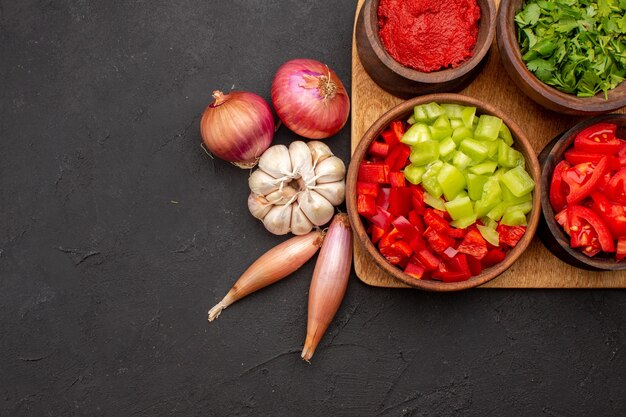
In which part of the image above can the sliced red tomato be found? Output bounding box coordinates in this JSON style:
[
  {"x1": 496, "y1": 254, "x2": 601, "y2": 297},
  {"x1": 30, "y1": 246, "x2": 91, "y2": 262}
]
[
  {"x1": 564, "y1": 150, "x2": 621, "y2": 171},
  {"x1": 555, "y1": 208, "x2": 569, "y2": 235},
  {"x1": 574, "y1": 123, "x2": 620, "y2": 154},
  {"x1": 590, "y1": 192, "x2": 626, "y2": 239},
  {"x1": 606, "y1": 168, "x2": 626, "y2": 204},
  {"x1": 567, "y1": 205, "x2": 615, "y2": 252},
  {"x1": 549, "y1": 160, "x2": 570, "y2": 212},
  {"x1": 564, "y1": 157, "x2": 609, "y2": 205}
]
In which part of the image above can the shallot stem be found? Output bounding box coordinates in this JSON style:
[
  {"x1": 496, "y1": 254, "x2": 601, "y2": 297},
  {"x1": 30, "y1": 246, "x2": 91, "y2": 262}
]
[
  {"x1": 207, "y1": 231, "x2": 324, "y2": 323},
  {"x1": 301, "y1": 213, "x2": 352, "y2": 362}
]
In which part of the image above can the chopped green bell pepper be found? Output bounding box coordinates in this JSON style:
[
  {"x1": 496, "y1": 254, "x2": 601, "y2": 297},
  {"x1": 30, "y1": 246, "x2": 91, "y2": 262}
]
[
  {"x1": 499, "y1": 123, "x2": 514, "y2": 146},
  {"x1": 409, "y1": 140, "x2": 439, "y2": 166},
  {"x1": 404, "y1": 164, "x2": 426, "y2": 185},
  {"x1": 441, "y1": 103, "x2": 464, "y2": 119},
  {"x1": 401, "y1": 123, "x2": 431, "y2": 145},
  {"x1": 439, "y1": 137, "x2": 457, "y2": 161},
  {"x1": 450, "y1": 214, "x2": 478, "y2": 229},
  {"x1": 461, "y1": 106, "x2": 476, "y2": 128},
  {"x1": 460, "y1": 138, "x2": 489, "y2": 163},
  {"x1": 467, "y1": 173, "x2": 489, "y2": 201},
  {"x1": 437, "y1": 163, "x2": 466, "y2": 201},
  {"x1": 444, "y1": 196, "x2": 474, "y2": 221},
  {"x1": 474, "y1": 115, "x2": 503, "y2": 141},
  {"x1": 422, "y1": 161, "x2": 443, "y2": 198},
  {"x1": 452, "y1": 151, "x2": 473, "y2": 171},
  {"x1": 469, "y1": 161, "x2": 498, "y2": 175},
  {"x1": 429, "y1": 115, "x2": 452, "y2": 141},
  {"x1": 451, "y1": 127, "x2": 473, "y2": 144},
  {"x1": 477, "y1": 224, "x2": 500, "y2": 247},
  {"x1": 501, "y1": 209, "x2": 527, "y2": 226},
  {"x1": 500, "y1": 166, "x2": 535, "y2": 197},
  {"x1": 424, "y1": 192, "x2": 446, "y2": 211}
]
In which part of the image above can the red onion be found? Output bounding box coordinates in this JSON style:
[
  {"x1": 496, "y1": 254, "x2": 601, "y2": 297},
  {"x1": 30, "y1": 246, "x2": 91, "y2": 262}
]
[
  {"x1": 200, "y1": 90, "x2": 275, "y2": 169},
  {"x1": 271, "y1": 59, "x2": 350, "y2": 140}
]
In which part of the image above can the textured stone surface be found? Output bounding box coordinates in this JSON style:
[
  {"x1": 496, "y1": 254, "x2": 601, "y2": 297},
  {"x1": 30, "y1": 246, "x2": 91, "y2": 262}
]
[{"x1": 1, "y1": 1, "x2": 625, "y2": 416}]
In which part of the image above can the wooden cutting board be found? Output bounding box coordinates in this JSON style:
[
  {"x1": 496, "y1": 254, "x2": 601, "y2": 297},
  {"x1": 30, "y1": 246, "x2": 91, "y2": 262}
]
[{"x1": 350, "y1": 0, "x2": 626, "y2": 288}]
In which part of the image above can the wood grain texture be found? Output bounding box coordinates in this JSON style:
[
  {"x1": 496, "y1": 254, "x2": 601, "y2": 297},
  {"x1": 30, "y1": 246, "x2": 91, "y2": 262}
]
[{"x1": 351, "y1": 0, "x2": 626, "y2": 289}]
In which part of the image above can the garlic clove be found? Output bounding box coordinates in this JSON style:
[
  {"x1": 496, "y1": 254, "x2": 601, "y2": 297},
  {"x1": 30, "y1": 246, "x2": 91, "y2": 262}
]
[
  {"x1": 298, "y1": 190, "x2": 334, "y2": 226},
  {"x1": 248, "y1": 193, "x2": 273, "y2": 220},
  {"x1": 263, "y1": 204, "x2": 293, "y2": 235},
  {"x1": 259, "y1": 144, "x2": 293, "y2": 179},
  {"x1": 291, "y1": 204, "x2": 314, "y2": 235},
  {"x1": 307, "y1": 141, "x2": 333, "y2": 168},
  {"x1": 265, "y1": 185, "x2": 298, "y2": 205},
  {"x1": 313, "y1": 180, "x2": 345, "y2": 206},
  {"x1": 289, "y1": 141, "x2": 313, "y2": 179},
  {"x1": 314, "y1": 156, "x2": 345, "y2": 184},
  {"x1": 249, "y1": 169, "x2": 280, "y2": 196}
]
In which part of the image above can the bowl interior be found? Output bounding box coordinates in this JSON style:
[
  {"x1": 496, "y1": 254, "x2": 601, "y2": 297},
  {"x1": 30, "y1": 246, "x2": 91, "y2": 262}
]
[
  {"x1": 540, "y1": 114, "x2": 626, "y2": 270},
  {"x1": 347, "y1": 93, "x2": 541, "y2": 291},
  {"x1": 498, "y1": 0, "x2": 626, "y2": 113},
  {"x1": 364, "y1": 0, "x2": 496, "y2": 83}
]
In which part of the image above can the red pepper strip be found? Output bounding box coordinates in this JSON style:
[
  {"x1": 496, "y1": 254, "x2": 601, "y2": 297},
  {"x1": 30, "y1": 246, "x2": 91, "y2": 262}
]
[
  {"x1": 410, "y1": 188, "x2": 425, "y2": 214},
  {"x1": 616, "y1": 237, "x2": 626, "y2": 261},
  {"x1": 357, "y1": 181, "x2": 379, "y2": 198},
  {"x1": 574, "y1": 123, "x2": 619, "y2": 154},
  {"x1": 390, "y1": 240, "x2": 412, "y2": 258},
  {"x1": 424, "y1": 227, "x2": 455, "y2": 255},
  {"x1": 457, "y1": 228, "x2": 488, "y2": 260},
  {"x1": 368, "y1": 206, "x2": 393, "y2": 230},
  {"x1": 388, "y1": 171, "x2": 406, "y2": 188},
  {"x1": 379, "y1": 227, "x2": 402, "y2": 249},
  {"x1": 368, "y1": 141, "x2": 390, "y2": 158},
  {"x1": 390, "y1": 120, "x2": 405, "y2": 143},
  {"x1": 606, "y1": 168, "x2": 626, "y2": 204},
  {"x1": 466, "y1": 254, "x2": 482, "y2": 276},
  {"x1": 565, "y1": 157, "x2": 608, "y2": 205},
  {"x1": 409, "y1": 234, "x2": 426, "y2": 252},
  {"x1": 415, "y1": 248, "x2": 440, "y2": 271},
  {"x1": 423, "y1": 209, "x2": 452, "y2": 235},
  {"x1": 358, "y1": 162, "x2": 390, "y2": 184},
  {"x1": 376, "y1": 187, "x2": 390, "y2": 210},
  {"x1": 449, "y1": 227, "x2": 467, "y2": 239},
  {"x1": 404, "y1": 261, "x2": 426, "y2": 279},
  {"x1": 379, "y1": 245, "x2": 403, "y2": 265},
  {"x1": 497, "y1": 224, "x2": 526, "y2": 248},
  {"x1": 481, "y1": 248, "x2": 506, "y2": 268},
  {"x1": 388, "y1": 187, "x2": 412, "y2": 217},
  {"x1": 434, "y1": 255, "x2": 471, "y2": 282},
  {"x1": 567, "y1": 205, "x2": 615, "y2": 252},
  {"x1": 371, "y1": 225, "x2": 386, "y2": 244},
  {"x1": 357, "y1": 194, "x2": 376, "y2": 217},
  {"x1": 408, "y1": 211, "x2": 425, "y2": 233},
  {"x1": 549, "y1": 160, "x2": 570, "y2": 212},
  {"x1": 392, "y1": 216, "x2": 418, "y2": 241},
  {"x1": 385, "y1": 144, "x2": 411, "y2": 172}
]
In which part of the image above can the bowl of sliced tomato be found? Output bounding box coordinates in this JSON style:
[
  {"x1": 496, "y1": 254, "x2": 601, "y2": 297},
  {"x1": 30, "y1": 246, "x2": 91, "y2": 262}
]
[
  {"x1": 346, "y1": 93, "x2": 541, "y2": 291},
  {"x1": 540, "y1": 114, "x2": 626, "y2": 270}
]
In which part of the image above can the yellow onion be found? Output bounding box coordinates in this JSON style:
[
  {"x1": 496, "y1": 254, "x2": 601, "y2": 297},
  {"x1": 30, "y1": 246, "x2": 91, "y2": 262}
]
[{"x1": 200, "y1": 90, "x2": 274, "y2": 169}]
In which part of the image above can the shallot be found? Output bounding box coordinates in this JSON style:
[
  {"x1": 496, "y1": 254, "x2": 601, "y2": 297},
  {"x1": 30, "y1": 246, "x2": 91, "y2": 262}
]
[{"x1": 208, "y1": 231, "x2": 324, "y2": 322}]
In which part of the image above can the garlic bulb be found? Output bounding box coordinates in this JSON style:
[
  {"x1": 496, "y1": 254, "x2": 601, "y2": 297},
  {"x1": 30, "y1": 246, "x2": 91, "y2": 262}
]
[{"x1": 248, "y1": 141, "x2": 346, "y2": 235}]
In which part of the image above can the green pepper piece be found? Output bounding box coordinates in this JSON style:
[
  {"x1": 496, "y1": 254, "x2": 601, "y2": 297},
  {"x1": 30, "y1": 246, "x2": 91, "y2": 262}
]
[
  {"x1": 451, "y1": 127, "x2": 474, "y2": 144},
  {"x1": 474, "y1": 115, "x2": 503, "y2": 141},
  {"x1": 402, "y1": 123, "x2": 431, "y2": 145},
  {"x1": 423, "y1": 102, "x2": 445, "y2": 121},
  {"x1": 429, "y1": 115, "x2": 452, "y2": 141},
  {"x1": 444, "y1": 196, "x2": 474, "y2": 220},
  {"x1": 407, "y1": 114, "x2": 416, "y2": 125},
  {"x1": 413, "y1": 105, "x2": 429, "y2": 122},
  {"x1": 486, "y1": 201, "x2": 508, "y2": 221},
  {"x1": 501, "y1": 182, "x2": 533, "y2": 203},
  {"x1": 469, "y1": 161, "x2": 498, "y2": 175},
  {"x1": 481, "y1": 217, "x2": 498, "y2": 230},
  {"x1": 486, "y1": 140, "x2": 499, "y2": 158},
  {"x1": 441, "y1": 103, "x2": 464, "y2": 119},
  {"x1": 500, "y1": 166, "x2": 535, "y2": 197},
  {"x1": 475, "y1": 177, "x2": 502, "y2": 217},
  {"x1": 499, "y1": 123, "x2": 514, "y2": 146},
  {"x1": 450, "y1": 119, "x2": 464, "y2": 130},
  {"x1": 461, "y1": 106, "x2": 476, "y2": 128},
  {"x1": 437, "y1": 163, "x2": 466, "y2": 201},
  {"x1": 450, "y1": 214, "x2": 477, "y2": 229},
  {"x1": 404, "y1": 164, "x2": 426, "y2": 185},
  {"x1": 506, "y1": 201, "x2": 533, "y2": 215},
  {"x1": 498, "y1": 140, "x2": 525, "y2": 168},
  {"x1": 424, "y1": 192, "x2": 446, "y2": 211},
  {"x1": 467, "y1": 173, "x2": 489, "y2": 201},
  {"x1": 422, "y1": 161, "x2": 443, "y2": 198},
  {"x1": 455, "y1": 190, "x2": 468, "y2": 198},
  {"x1": 501, "y1": 209, "x2": 527, "y2": 226},
  {"x1": 477, "y1": 224, "x2": 500, "y2": 247},
  {"x1": 439, "y1": 137, "x2": 457, "y2": 161},
  {"x1": 460, "y1": 138, "x2": 489, "y2": 163},
  {"x1": 452, "y1": 150, "x2": 473, "y2": 171},
  {"x1": 409, "y1": 140, "x2": 439, "y2": 165}
]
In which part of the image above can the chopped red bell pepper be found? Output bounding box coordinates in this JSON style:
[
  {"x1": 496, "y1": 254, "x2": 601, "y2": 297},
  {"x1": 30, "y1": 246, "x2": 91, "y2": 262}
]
[
  {"x1": 368, "y1": 141, "x2": 390, "y2": 159},
  {"x1": 392, "y1": 216, "x2": 419, "y2": 241},
  {"x1": 358, "y1": 162, "x2": 389, "y2": 184},
  {"x1": 449, "y1": 227, "x2": 467, "y2": 239},
  {"x1": 457, "y1": 228, "x2": 488, "y2": 259},
  {"x1": 380, "y1": 240, "x2": 412, "y2": 265},
  {"x1": 496, "y1": 224, "x2": 526, "y2": 248},
  {"x1": 368, "y1": 206, "x2": 393, "y2": 230},
  {"x1": 376, "y1": 187, "x2": 390, "y2": 210},
  {"x1": 481, "y1": 248, "x2": 506, "y2": 268},
  {"x1": 408, "y1": 211, "x2": 425, "y2": 233},
  {"x1": 549, "y1": 160, "x2": 570, "y2": 212},
  {"x1": 379, "y1": 227, "x2": 402, "y2": 249},
  {"x1": 434, "y1": 254, "x2": 472, "y2": 282},
  {"x1": 388, "y1": 187, "x2": 412, "y2": 217},
  {"x1": 357, "y1": 181, "x2": 379, "y2": 198},
  {"x1": 404, "y1": 261, "x2": 426, "y2": 280},
  {"x1": 409, "y1": 234, "x2": 426, "y2": 252},
  {"x1": 574, "y1": 123, "x2": 620, "y2": 154},
  {"x1": 389, "y1": 171, "x2": 406, "y2": 188},
  {"x1": 390, "y1": 120, "x2": 405, "y2": 143},
  {"x1": 616, "y1": 237, "x2": 626, "y2": 261},
  {"x1": 414, "y1": 248, "x2": 440, "y2": 271},
  {"x1": 371, "y1": 225, "x2": 386, "y2": 244},
  {"x1": 423, "y1": 209, "x2": 452, "y2": 235},
  {"x1": 424, "y1": 227, "x2": 455, "y2": 255},
  {"x1": 381, "y1": 130, "x2": 399, "y2": 147},
  {"x1": 466, "y1": 254, "x2": 483, "y2": 275},
  {"x1": 385, "y1": 144, "x2": 411, "y2": 172},
  {"x1": 567, "y1": 205, "x2": 615, "y2": 252},
  {"x1": 357, "y1": 194, "x2": 376, "y2": 217},
  {"x1": 564, "y1": 157, "x2": 608, "y2": 205}
]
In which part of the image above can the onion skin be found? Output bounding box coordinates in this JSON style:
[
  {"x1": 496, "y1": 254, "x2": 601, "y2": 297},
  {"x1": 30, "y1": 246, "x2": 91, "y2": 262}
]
[
  {"x1": 200, "y1": 90, "x2": 274, "y2": 169},
  {"x1": 271, "y1": 59, "x2": 350, "y2": 140},
  {"x1": 302, "y1": 213, "x2": 353, "y2": 362},
  {"x1": 208, "y1": 230, "x2": 324, "y2": 322}
]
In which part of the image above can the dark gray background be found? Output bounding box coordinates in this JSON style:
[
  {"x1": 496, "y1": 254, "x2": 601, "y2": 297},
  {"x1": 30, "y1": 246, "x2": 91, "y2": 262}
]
[{"x1": 1, "y1": 1, "x2": 625, "y2": 416}]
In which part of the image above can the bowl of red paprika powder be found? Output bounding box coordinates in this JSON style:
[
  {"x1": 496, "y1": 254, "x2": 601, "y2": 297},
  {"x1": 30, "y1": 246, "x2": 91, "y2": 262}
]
[
  {"x1": 539, "y1": 114, "x2": 626, "y2": 271},
  {"x1": 355, "y1": 0, "x2": 497, "y2": 99}
]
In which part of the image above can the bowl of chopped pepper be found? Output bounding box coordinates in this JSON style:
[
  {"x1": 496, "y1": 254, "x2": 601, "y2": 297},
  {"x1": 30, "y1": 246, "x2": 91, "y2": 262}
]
[
  {"x1": 539, "y1": 114, "x2": 626, "y2": 270},
  {"x1": 497, "y1": 0, "x2": 626, "y2": 115},
  {"x1": 346, "y1": 93, "x2": 541, "y2": 291},
  {"x1": 355, "y1": 0, "x2": 497, "y2": 99}
]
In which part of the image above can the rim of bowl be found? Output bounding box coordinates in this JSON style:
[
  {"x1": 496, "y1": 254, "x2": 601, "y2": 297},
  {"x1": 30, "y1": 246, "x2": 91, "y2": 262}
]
[
  {"x1": 540, "y1": 114, "x2": 626, "y2": 270},
  {"x1": 363, "y1": 0, "x2": 497, "y2": 84},
  {"x1": 346, "y1": 93, "x2": 542, "y2": 291},
  {"x1": 498, "y1": 0, "x2": 626, "y2": 113}
]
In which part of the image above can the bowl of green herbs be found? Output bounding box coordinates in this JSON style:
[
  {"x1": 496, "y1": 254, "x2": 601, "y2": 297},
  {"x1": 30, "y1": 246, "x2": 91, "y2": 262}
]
[{"x1": 497, "y1": 0, "x2": 626, "y2": 115}]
